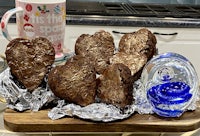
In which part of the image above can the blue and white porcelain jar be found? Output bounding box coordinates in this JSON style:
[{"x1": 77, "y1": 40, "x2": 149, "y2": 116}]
[{"x1": 141, "y1": 52, "x2": 199, "y2": 117}]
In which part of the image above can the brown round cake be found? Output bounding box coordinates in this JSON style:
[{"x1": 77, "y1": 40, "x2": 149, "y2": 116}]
[
  {"x1": 48, "y1": 55, "x2": 97, "y2": 106},
  {"x1": 75, "y1": 30, "x2": 115, "y2": 74},
  {"x1": 5, "y1": 37, "x2": 55, "y2": 92}
]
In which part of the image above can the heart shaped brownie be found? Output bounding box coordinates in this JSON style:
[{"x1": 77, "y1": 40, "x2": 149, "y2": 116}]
[
  {"x1": 48, "y1": 55, "x2": 97, "y2": 106},
  {"x1": 5, "y1": 37, "x2": 55, "y2": 92}
]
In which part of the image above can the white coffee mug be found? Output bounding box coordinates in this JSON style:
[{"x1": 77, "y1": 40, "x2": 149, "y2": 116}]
[{"x1": 1, "y1": 0, "x2": 66, "y2": 59}]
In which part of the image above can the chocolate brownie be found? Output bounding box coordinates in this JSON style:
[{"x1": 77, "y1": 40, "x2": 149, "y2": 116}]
[
  {"x1": 119, "y1": 28, "x2": 157, "y2": 60},
  {"x1": 110, "y1": 52, "x2": 147, "y2": 76},
  {"x1": 5, "y1": 37, "x2": 55, "y2": 91},
  {"x1": 48, "y1": 55, "x2": 97, "y2": 106},
  {"x1": 75, "y1": 30, "x2": 115, "y2": 74},
  {"x1": 97, "y1": 63, "x2": 133, "y2": 108}
]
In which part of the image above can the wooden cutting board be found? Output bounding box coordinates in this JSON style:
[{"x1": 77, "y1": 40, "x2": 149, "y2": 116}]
[{"x1": 3, "y1": 106, "x2": 200, "y2": 133}]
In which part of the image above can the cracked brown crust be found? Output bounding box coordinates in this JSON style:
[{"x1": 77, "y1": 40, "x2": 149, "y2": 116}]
[
  {"x1": 5, "y1": 37, "x2": 55, "y2": 91},
  {"x1": 49, "y1": 28, "x2": 156, "y2": 108},
  {"x1": 119, "y1": 28, "x2": 157, "y2": 60},
  {"x1": 75, "y1": 30, "x2": 115, "y2": 74},
  {"x1": 110, "y1": 52, "x2": 147, "y2": 76},
  {"x1": 48, "y1": 55, "x2": 97, "y2": 106},
  {"x1": 97, "y1": 63, "x2": 133, "y2": 108}
]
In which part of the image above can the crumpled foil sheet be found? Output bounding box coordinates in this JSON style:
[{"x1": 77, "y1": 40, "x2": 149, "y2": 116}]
[
  {"x1": 0, "y1": 67, "x2": 199, "y2": 122},
  {"x1": 48, "y1": 100, "x2": 136, "y2": 122},
  {"x1": 0, "y1": 68, "x2": 56, "y2": 111},
  {"x1": 48, "y1": 79, "x2": 200, "y2": 122},
  {"x1": 48, "y1": 80, "x2": 153, "y2": 122}
]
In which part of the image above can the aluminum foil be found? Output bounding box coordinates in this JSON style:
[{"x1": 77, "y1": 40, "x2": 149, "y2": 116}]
[
  {"x1": 48, "y1": 100, "x2": 136, "y2": 122},
  {"x1": 48, "y1": 79, "x2": 200, "y2": 122},
  {"x1": 0, "y1": 64, "x2": 199, "y2": 122},
  {"x1": 48, "y1": 80, "x2": 153, "y2": 122},
  {"x1": 0, "y1": 68, "x2": 56, "y2": 111}
]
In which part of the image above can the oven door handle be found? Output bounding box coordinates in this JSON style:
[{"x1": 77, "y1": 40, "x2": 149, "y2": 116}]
[
  {"x1": 112, "y1": 30, "x2": 178, "y2": 36},
  {"x1": 153, "y1": 32, "x2": 178, "y2": 35}
]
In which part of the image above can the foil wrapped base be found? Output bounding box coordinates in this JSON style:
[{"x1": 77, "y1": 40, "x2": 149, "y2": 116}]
[
  {"x1": 48, "y1": 80, "x2": 153, "y2": 122},
  {"x1": 0, "y1": 67, "x2": 199, "y2": 122},
  {"x1": 0, "y1": 68, "x2": 56, "y2": 111},
  {"x1": 48, "y1": 80, "x2": 200, "y2": 122},
  {"x1": 48, "y1": 100, "x2": 136, "y2": 122}
]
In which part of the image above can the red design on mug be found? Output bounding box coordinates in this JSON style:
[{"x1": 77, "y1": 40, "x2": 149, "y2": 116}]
[
  {"x1": 23, "y1": 23, "x2": 35, "y2": 38},
  {"x1": 1, "y1": 22, "x2": 5, "y2": 29},
  {"x1": 24, "y1": 14, "x2": 29, "y2": 22},
  {"x1": 57, "y1": 43, "x2": 62, "y2": 50},
  {"x1": 26, "y1": 4, "x2": 32, "y2": 12}
]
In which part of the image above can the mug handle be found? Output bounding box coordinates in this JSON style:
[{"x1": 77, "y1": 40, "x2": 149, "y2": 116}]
[{"x1": 1, "y1": 7, "x2": 23, "y2": 41}]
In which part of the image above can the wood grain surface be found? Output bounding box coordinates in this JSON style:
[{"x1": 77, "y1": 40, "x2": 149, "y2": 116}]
[{"x1": 3, "y1": 106, "x2": 200, "y2": 133}]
